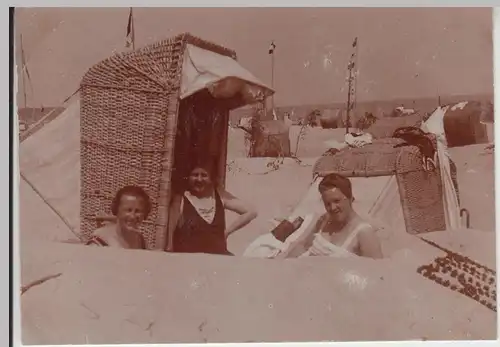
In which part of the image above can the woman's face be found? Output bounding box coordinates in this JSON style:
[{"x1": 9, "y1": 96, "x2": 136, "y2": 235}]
[
  {"x1": 116, "y1": 194, "x2": 146, "y2": 232},
  {"x1": 188, "y1": 167, "x2": 213, "y2": 195},
  {"x1": 320, "y1": 188, "x2": 353, "y2": 224}
]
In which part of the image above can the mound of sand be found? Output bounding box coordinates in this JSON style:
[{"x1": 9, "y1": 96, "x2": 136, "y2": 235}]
[{"x1": 20, "y1": 229, "x2": 496, "y2": 344}]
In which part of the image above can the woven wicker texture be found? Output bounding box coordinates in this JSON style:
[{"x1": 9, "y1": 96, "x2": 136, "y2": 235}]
[
  {"x1": 313, "y1": 137, "x2": 446, "y2": 235},
  {"x1": 395, "y1": 148, "x2": 446, "y2": 235},
  {"x1": 252, "y1": 120, "x2": 291, "y2": 157},
  {"x1": 366, "y1": 113, "x2": 425, "y2": 139},
  {"x1": 80, "y1": 33, "x2": 236, "y2": 250},
  {"x1": 313, "y1": 138, "x2": 417, "y2": 177}
]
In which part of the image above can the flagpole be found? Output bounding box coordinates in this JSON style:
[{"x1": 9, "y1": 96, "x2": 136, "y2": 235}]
[
  {"x1": 345, "y1": 37, "x2": 357, "y2": 135},
  {"x1": 353, "y1": 38, "x2": 359, "y2": 111},
  {"x1": 346, "y1": 61, "x2": 353, "y2": 135},
  {"x1": 271, "y1": 42, "x2": 275, "y2": 112},
  {"x1": 126, "y1": 7, "x2": 136, "y2": 51},
  {"x1": 20, "y1": 34, "x2": 28, "y2": 109},
  {"x1": 131, "y1": 8, "x2": 135, "y2": 51}
]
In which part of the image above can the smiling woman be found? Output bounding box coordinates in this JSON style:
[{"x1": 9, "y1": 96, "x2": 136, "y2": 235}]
[
  {"x1": 167, "y1": 160, "x2": 258, "y2": 255},
  {"x1": 85, "y1": 186, "x2": 151, "y2": 249}
]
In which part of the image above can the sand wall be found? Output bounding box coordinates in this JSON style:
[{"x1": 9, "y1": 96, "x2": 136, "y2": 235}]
[{"x1": 20, "y1": 230, "x2": 496, "y2": 345}]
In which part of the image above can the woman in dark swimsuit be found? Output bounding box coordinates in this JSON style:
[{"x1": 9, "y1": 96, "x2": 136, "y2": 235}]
[
  {"x1": 167, "y1": 162, "x2": 258, "y2": 255},
  {"x1": 86, "y1": 186, "x2": 151, "y2": 249}
]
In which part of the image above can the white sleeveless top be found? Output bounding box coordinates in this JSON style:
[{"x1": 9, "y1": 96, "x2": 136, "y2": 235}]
[{"x1": 301, "y1": 222, "x2": 372, "y2": 258}]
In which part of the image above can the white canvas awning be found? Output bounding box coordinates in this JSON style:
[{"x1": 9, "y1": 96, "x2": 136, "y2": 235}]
[{"x1": 180, "y1": 44, "x2": 274, "y2": 105}]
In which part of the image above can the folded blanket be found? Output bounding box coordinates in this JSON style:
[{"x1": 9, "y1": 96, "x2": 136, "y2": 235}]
[
  {"x1": 243, "y1": 213, "x2": 321, "y2": 259},
  {"x1": 345, "y1": 132, "x2": 373, "y2": 148}
]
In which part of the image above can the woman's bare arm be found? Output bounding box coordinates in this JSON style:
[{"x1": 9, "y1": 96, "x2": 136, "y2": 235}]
[
  {"x1": 166, "y1": 194, "x2": 183, "y2": 251},
  {"x1": 218, "y1": 188, "x2": 258, "y2": 237},
  {"x1": 357, "y1": 227, "x2": 383, "y2": 259},
  {"x1": 86, "y1": 230, "x2": 110, "y2": 247}
]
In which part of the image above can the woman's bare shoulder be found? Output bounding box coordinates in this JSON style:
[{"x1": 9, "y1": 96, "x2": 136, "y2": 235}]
[
  {"x1": 93, "y1": 224, "x2": 116, "y2": 238},
  {"x1": 355, "y1": 220, "x2": 380, "y2": 245},
  {"x1": 216, "y1": 186, "x2": 236, "y2": 200},
  {"x1": 216, "y1": 186, "x2": 257, "y2": 215},
  {"x1": 356, "y1": 221, "x2": 377, "y2": 234},
  {"x1": 86, "y1": 224, "x2": 115, "y2": 246},
  {"x1": 356, "y1": 214, "x2": 384, "y2": 231}
]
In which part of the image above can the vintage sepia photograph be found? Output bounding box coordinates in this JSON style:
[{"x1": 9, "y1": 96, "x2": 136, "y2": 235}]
[{"x1": 15, "y1": 6, "x2": 495, "y2": 344}]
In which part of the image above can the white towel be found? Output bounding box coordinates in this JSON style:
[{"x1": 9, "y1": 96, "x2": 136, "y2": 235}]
[
  {"x1": 324, "y1": 140, "x2": 349, "y2": 150},
  {"x1": 421, "y1": 107, "x2": 461, "y2": 230},
  {"x1": 345, "y1": 132, "x2": 373, "y2": 148},
  {"x1": 242, "y1": 233, "x2": 283, "y2": 258},
  {"x1": 243, "y1": 213, "x2": 320, "y2": 258}
]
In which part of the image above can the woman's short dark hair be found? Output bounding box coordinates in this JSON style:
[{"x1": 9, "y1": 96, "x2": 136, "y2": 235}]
[
  {"x1": 186, "y1": 159, "x2": 217, "y2": 182},
  {"x1": 111, "y1": 185, "x2": 152, "y2": 219},
  {"x1": 318, "y1": 173, "x2": 353, "y2": 200}
]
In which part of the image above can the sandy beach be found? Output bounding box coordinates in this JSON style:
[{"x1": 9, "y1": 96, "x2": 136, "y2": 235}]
[{"x1": 18, "y1": 124, "x2": 497, "y2": 344}]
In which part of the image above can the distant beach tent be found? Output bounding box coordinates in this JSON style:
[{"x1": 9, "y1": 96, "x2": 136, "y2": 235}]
[
  {"x1": 479, "y1": 101, "x2": 494, "y2": 146},
  {"x1": 423, "y1": 101, "x2": 493, "y2": 148},
  {"x1": 300, "y1": 108, "x2": 322, "y2": 127},
  {"x1": 317, "y1": 107, "x2": 378, "y2": 130},
  {"x1": 319, "y1": 109, "x2": 342, "y2": 129},
  {"x1": 440, "y1": 101, "x2": 493, "y2": 148},
  {"x1": 251, "y1": 119, "x2": 292, "y2": 158}
]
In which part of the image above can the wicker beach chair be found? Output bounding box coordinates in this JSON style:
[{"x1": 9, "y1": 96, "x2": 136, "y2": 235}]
[{"x1": 80, "y1": 33, "x2": 273, "y2": 250}]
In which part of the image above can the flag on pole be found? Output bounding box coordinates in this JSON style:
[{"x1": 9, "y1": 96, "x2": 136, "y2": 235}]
[
  {"x1": 125, "y1": 7, "x2": 135, "y2": 49},
  {"x1": 20, "y1": 35, "x2": 32, "y2": 84},
  {"x1": 268, "y1": 41, "x2": 276, "y2": 55},
  {"x1": 19, "y1": 34, "x2": 34, "y2": 108}
]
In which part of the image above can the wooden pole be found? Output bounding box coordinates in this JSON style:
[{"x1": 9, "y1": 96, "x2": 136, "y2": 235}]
[
  {"x1": 131, "y1": 8, "x2": 135, "y2": 51},
  {"x1": 271, "y1": 49, "x2": 275, "y2": 113},
  {"x1": 345, "y1": 38, "x2": 357, "y2": 135},
  {"x1": 345, "y1": 62, "x2": 354, "y2": 135},
  {"x1": 20, "y1": 34, "x2": 28, "y2": 109},
  {"x1": 353, "y1": 39, "x2": 359, "y2": 110},
  {"x1": 125, "y1": 7, "x2": 135, "y2": 51}
]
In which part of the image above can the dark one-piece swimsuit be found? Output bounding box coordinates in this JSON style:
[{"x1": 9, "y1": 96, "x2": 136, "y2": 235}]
[
  {"x1": 172, "y1": 190, "x2": 233, "y2": 255},
  {"x1": 85, "y1": 232, "x2": 146, "y2": 249}
]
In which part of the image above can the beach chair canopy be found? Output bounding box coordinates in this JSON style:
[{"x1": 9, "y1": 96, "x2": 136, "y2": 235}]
[{"x1": 180, "y1": 43, "x2": 273, "y2": 103}]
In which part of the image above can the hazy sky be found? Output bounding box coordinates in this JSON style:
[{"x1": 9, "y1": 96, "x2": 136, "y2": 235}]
[{"x1": 15, "y1": 7, "x2": 493, "y2": 108}]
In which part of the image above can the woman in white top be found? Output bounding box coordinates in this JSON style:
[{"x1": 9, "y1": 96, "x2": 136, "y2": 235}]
[
  {"x1": 167, "y1": 161, "x2": 257, "y2": 255},
  {"x1": 302, "y1": 174, "x2": 383, "y2": 259}
]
